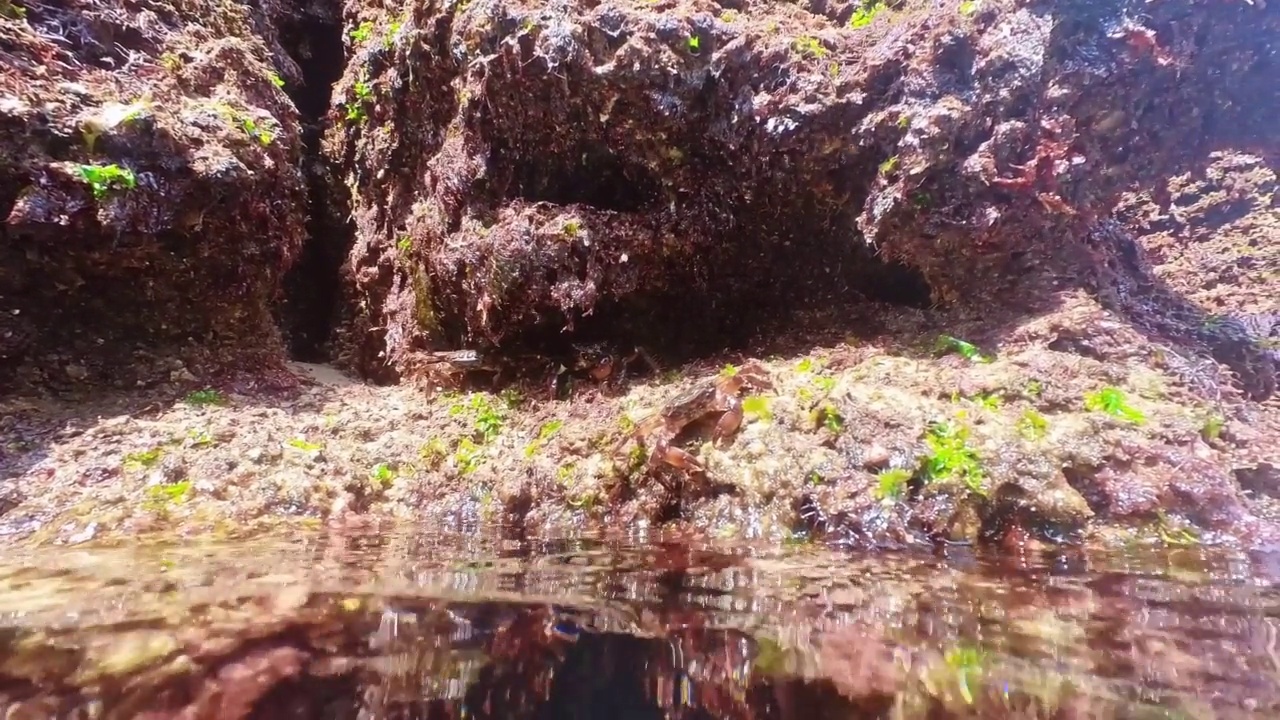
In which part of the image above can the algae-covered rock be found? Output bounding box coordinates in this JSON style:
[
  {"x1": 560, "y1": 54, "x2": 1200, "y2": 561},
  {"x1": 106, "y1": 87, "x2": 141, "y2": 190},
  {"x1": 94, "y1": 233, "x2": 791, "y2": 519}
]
[
  {"x1": 0, "y1": 0, "x2": 309, "y2": 391},
  {"x1": 1, "y1": 0, "x2": 1278, "y2": 552},
  {"x1": 325, "y1": 0, "x2": 1278, "y2": 404}
]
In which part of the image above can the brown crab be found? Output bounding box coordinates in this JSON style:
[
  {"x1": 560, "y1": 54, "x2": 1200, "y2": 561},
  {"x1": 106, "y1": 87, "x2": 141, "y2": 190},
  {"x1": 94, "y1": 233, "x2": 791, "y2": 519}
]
[
  {"x1": 404, "y1": 349, "x2": 504, "y2": 390},
  {"x1": 551, "y1": 343, "x2": 662, "y2": 398},
  {"x1": 618, "y1": 360, "x2": 774, "y2": 474}
]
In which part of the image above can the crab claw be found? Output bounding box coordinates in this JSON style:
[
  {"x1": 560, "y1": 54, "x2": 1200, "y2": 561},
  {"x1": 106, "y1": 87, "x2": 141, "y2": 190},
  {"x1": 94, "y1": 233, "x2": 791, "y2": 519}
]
[
  {"x1": 653, "y1": 439, "x2": 705, "y2": 473},
  {"x1": 712, "y1": 397, "x2": 745, "y2": 442},
  {"x1": 721, "y1": 360, "x2": 775, "y2": 394}
]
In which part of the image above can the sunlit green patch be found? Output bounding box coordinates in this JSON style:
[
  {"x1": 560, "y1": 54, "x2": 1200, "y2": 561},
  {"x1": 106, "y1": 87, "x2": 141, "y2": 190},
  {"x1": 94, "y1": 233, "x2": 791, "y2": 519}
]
[
  {"x1": 742, "y1": 395, "x2": 772, "y2": 423},
  {"x1": 345, "y1": 76, "x2": 375, "y2": 123},
  {"x1": 187, "y1": 429, "x2": 215, "y2": 448},
  {"x1": 935, "y1": 335, "x2": 992, "y2": 363},
  {"x1": 369, "y1": 462, "x2": 396, "y2": 487},
  {"x1": 453, "y1": 438, "x2": 483, "y2": 474},
  {"x1": 77, "y1": 164, "x2": 137, "y2": 198},
  {"x1": 792, "y1": 35, "x2": 827, "y2": 59},
  {"x1": 1017, "y1": 409, "x2": 1049, "y2": 441},
  {"x1": 1083, "y1": 387, "x2": 1146, "y2": 426},
  {"x1": 349, "y1": 20, "x2": 374, "y2": 43},
  {"x1": 123, "y1": 447, "x2": 164, "y2": 471},
  {"x1": 449, "y1": 393, "x2": 506, "y2": 442},
  {"x1": 848, "y1": 0, "x2": 886, "y2": 29},
  {"x1": 142, "y1": 480, "x2": 192, "y2": 514},
  {"x1": 524, "y1": 419, "x2": 564, "y2": 458},
  {"x1": 816, "y1": 404, "x2": 844, "y2": 433},
  {"x1": 874, "y1": 468, "x2": 912, "y2": 503},
  {"x1": 183, "y1": 389, "x2": 226, "y2": 407},
  {"x1": 419, "y1": 438, "x2": 447, "y2": 469},
  {"x1": 285, "y1": 438, "x2": 323, "y2": 453},
  {"x1": 922, "y1": 421, "x2": 984, "y2": 495},
  {"x1": 943, "y1": 644, "x2": 986, "y2": 704}
]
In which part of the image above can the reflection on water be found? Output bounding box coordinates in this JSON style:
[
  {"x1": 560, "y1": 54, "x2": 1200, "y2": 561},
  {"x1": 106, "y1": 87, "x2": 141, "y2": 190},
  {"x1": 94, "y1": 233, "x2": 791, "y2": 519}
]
[{"x1": 0, "y1": 528, "x2": 1277, "y2": 719}]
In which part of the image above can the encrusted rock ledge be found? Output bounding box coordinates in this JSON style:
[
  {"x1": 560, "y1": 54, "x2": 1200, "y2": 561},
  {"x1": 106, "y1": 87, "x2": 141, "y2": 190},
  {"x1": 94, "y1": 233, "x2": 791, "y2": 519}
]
[{"x1": 0, "y1": 0, "x2": 1277, "y2": 553}]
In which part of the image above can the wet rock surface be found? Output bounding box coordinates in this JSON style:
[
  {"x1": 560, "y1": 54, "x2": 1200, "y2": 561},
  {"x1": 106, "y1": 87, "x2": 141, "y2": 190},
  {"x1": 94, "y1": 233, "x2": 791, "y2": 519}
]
[
  {"x1": 3, "y1": 2, "x2": 1280, "y2": 716},
  {"x1": 0, "y1": 0, "x2": 1278, "y2": 554}
]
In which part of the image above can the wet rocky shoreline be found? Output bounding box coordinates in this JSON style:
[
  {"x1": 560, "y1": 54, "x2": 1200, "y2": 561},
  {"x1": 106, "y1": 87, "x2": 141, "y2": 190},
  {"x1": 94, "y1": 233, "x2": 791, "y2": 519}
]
[{"x1": 2, "y1": 0, "x2": 1279, "y2": 551}]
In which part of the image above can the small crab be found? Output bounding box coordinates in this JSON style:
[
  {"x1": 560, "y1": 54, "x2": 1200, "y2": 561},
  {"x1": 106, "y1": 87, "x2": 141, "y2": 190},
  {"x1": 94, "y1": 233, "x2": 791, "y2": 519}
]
[
  {"x1": 408, "y1": 349, "x2": 504, "y2": 389},
  {"x1": 551, "y1": 343, "x2": 661, "y2": 398},
  {"x1": 618, "y1": 361, "x2": 774, "y2": 474}
]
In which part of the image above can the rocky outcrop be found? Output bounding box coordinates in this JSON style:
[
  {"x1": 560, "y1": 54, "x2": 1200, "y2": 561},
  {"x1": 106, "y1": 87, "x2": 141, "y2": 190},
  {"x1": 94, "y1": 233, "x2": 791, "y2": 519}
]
[
  {"x1": 3, "y1": 0, "x2": 1275, "y2": 398},
  {"x1": 0, "y1": 0, "x2": 311, "y2": 392},
  {"x1": 323, "y1": 0, "x2": 1277, "y2": 399}
]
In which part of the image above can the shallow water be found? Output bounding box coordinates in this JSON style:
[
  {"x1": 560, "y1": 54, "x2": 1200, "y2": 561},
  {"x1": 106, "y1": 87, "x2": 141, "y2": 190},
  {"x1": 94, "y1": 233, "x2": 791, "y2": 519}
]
[{"x1": 0, "y1": 529, "x2": 1278, "y2": 719}]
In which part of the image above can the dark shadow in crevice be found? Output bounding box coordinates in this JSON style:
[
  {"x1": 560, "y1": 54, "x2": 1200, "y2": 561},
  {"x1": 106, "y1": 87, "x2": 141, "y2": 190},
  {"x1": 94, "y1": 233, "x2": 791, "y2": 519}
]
[
  {"x1": 275, "y1": 3, "x2": 353, "y2": 362},
  {"x1": 482, "y1": 208, "x2": 937, "y2": 379},
  {"x1": 493, "y1": 140, "x2": 662, "y2": 213}
]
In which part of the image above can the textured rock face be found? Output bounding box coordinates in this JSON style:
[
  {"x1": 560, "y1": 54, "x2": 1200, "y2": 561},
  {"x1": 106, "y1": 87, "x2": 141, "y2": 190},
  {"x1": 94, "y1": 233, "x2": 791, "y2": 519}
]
[
  {"x1": 2, "y1": 0, "x2": 1275, "y2": 397},
  {"x1": 323, "y1": 0, "x2": 1278, "y2": 397},
  {"x1": 0, "y1": 0, "x2": 1278, "y2": 551},
  {"x1": 0, "y1": 0, "x2": 310, "y2": 391}
]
